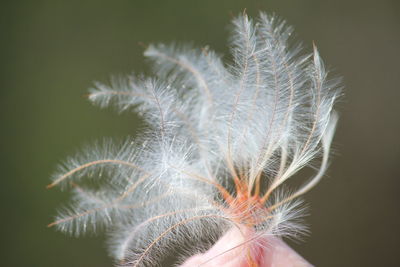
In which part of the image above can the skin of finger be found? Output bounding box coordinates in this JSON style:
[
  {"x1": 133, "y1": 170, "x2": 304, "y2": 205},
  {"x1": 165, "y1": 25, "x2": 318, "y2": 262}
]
[
  {"x1": 180, "y1": 227, "x2": 252, "y2": 267},
  {"x1": 180, "y1": 227, "x2": 313, "y2": 267},
  {"x1": 260, "y1": 237, "x2": 313, "y2": 267}
]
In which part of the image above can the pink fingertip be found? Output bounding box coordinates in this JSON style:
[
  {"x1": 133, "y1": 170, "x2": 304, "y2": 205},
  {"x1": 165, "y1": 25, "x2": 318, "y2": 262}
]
[{"x1": 180, "y1": 226, "x2": 313, "y2": 267}]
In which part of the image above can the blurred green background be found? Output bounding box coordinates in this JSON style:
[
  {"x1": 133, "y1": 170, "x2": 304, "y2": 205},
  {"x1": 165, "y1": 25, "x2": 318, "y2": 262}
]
[{"x1": 1, "y1": 0, "x2": 399, "y2": 266}]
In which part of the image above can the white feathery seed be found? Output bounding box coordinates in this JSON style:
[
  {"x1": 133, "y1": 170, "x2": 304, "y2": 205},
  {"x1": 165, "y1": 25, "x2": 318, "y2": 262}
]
[{"x1": 49, "y1": 12, "x2": 341, "y2": 267}]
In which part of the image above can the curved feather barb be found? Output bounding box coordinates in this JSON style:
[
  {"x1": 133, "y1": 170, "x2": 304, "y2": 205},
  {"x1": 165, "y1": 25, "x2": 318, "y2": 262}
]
[{"x1": 49, "y1": 12, "x2": 340, "y2": 266}]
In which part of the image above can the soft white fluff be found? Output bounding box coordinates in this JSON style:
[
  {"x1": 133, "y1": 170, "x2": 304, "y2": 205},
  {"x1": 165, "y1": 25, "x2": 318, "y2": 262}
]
[{"x1": 49, "y1": 12, "x2": 340, "y2": 266}]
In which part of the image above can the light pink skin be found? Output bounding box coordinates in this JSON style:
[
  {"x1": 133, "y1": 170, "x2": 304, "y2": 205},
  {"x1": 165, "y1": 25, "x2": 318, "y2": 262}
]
[{"x1": 180, "y1": 226, "x2": 313, "y2": 267}]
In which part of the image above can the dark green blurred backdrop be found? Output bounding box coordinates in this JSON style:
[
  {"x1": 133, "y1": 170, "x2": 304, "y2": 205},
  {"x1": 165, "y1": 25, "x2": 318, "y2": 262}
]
[{"x1": 1, "y1": 1, "x2": 399, "y2": 266}]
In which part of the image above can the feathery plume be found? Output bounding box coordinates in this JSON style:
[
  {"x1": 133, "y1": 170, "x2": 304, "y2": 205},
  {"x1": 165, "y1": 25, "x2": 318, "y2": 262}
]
[{"x1": 49, "y1": 12, "x2": 340, "y2": 266}]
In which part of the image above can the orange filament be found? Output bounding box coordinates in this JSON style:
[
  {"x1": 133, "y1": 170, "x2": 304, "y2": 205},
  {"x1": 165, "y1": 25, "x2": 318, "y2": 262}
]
[{"x1": 222, "y1": 175, "x2": 269, "y2": 227}]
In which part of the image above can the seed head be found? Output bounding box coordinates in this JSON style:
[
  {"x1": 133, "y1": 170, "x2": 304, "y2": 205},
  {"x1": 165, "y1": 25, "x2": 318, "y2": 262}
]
[{"x1": 49, "y1": 12, "x2": 340, "y2": 266}]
